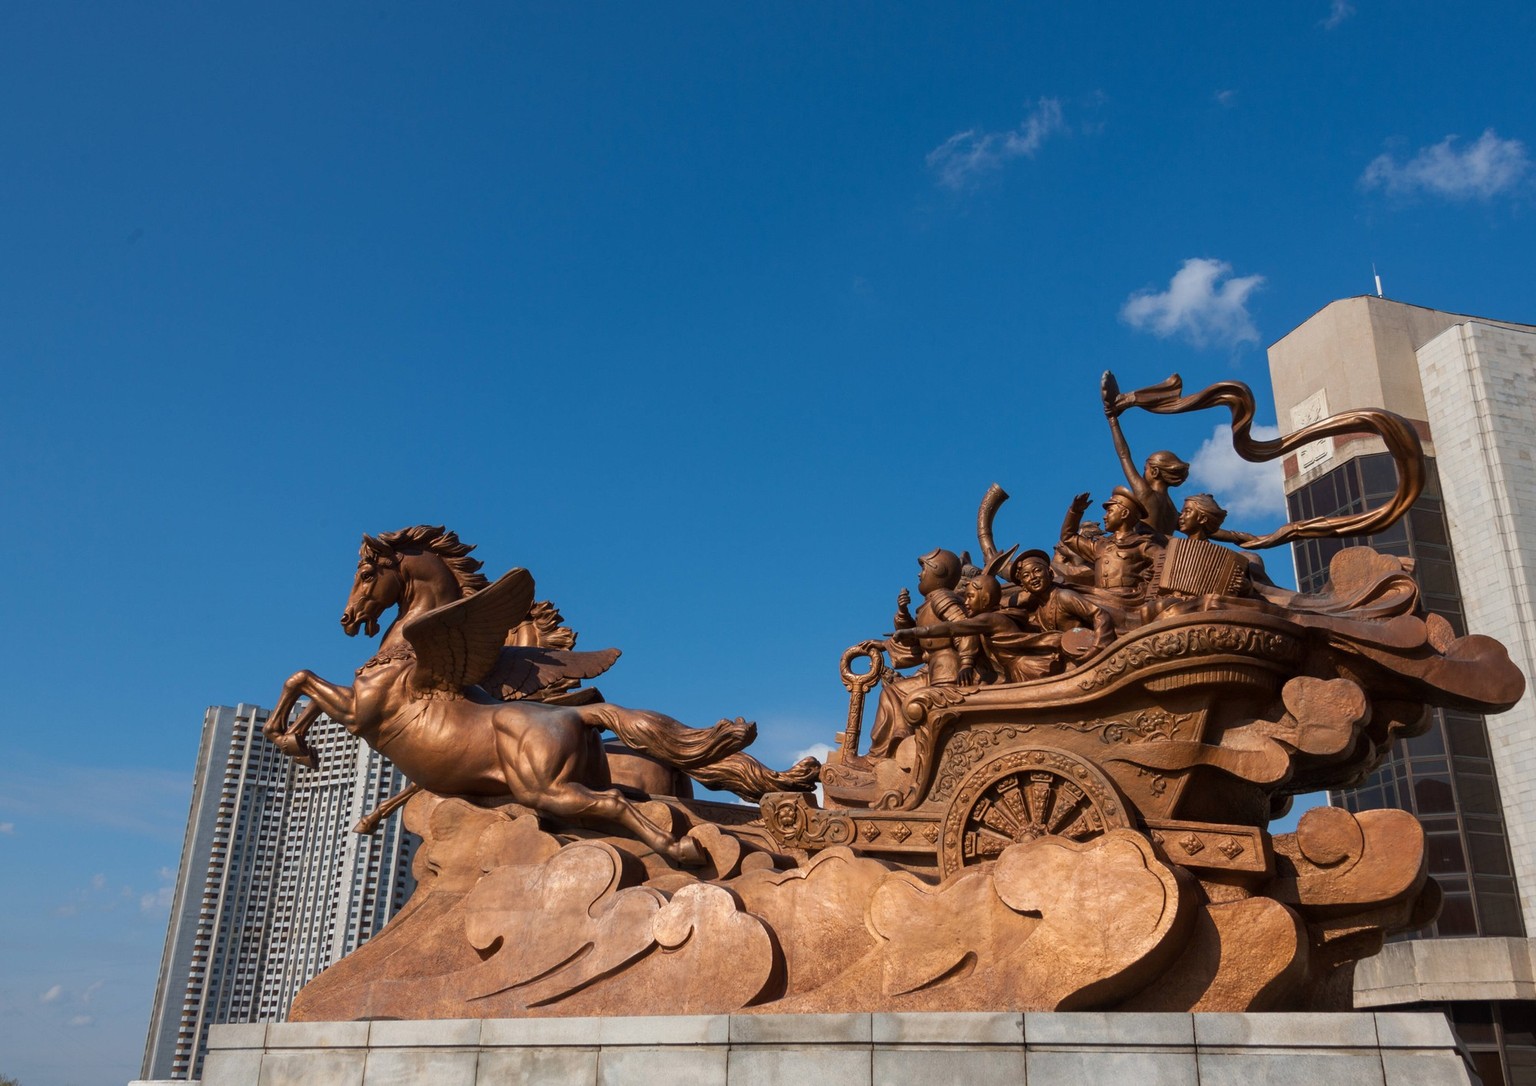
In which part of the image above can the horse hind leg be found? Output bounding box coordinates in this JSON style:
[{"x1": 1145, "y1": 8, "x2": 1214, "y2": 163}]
[{"x1": 532, "y1": 781, "x2": 705, "y2": 867}]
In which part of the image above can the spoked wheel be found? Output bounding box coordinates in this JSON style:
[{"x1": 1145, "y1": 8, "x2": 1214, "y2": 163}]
[{"x1": 938, "y1": 745, "x2": 1131, "y2": 878}]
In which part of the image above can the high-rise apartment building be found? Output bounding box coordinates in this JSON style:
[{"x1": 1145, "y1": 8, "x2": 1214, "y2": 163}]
[
  {"x1": 140, "y1": 704, "x2": 416, "y2": 1081},
  {"x1": 1268, "y1": 296, "x2": 1536, "y2": 1085}
]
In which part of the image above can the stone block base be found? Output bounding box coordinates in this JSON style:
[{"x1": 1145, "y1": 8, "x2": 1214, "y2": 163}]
[{"x1": 200, "y1": 1010, "x2": 1475, "y2": 1085}]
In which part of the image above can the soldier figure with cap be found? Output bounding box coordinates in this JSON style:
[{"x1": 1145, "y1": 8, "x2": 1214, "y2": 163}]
[{"x1": 1059, "y1": 486, "x2": 1165, "y2": 629}]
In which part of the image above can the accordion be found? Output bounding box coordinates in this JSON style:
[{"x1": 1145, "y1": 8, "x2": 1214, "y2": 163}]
[{"x1": 1155, "y1": 537, "x2": 1249, "y2": 598}]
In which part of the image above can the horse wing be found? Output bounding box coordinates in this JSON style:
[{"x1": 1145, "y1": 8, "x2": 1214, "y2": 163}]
[
  {"x1": 402, "y1": 568, "x2": 536, "y2": 694},
  {"x1": 481, "y1": 646, "x2": 623, "y2": 701}
]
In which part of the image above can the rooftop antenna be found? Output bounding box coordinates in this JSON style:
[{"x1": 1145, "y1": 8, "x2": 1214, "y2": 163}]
[{"x1": 1373, "y1": 264, "x2": 1384, "y2": 298}]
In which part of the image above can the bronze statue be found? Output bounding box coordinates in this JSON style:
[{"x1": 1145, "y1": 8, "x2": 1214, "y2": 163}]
[
  {"x1": 1100, "y1": 370, "x2": 1426, "y2": 548},
  {"x1": 865, "y1": 548, "x2": 978, "y2": 759},
  {"x1": 1177, "y1": 492, "x2": 1226, "y2": 540},
  {"x1": 1103, "y1": 373, "x2": 1191, "y2": 536},
  {"x1": 1004, "y1": 549, "x2": 1113, "y2": 657},
  {"x1": 275, "y1": 372, "x2": 1526, "y2": 1025},
  {"x1": 1057, "y1": 485, "x2": 1163, "y2": 630},
  {"x1": 264, "y1": 526, "x2": 816, "y2": 867},
  {"x1": 891, "y1": 571, "x2": 1033, "y2": 683}
]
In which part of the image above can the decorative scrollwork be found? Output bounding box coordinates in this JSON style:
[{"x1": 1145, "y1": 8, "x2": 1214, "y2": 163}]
[
  {"x1": 761, "y1": 795, "x2": 855, "y2": 849},
  {"x1": 1077, "y1": 625, "x2": 1301, "y2": 691},
  {"x1": 930, "y1": 725, "x2": 1035, "y2": 803},
  {"x1": 1055, "y1": 708, "x2": 1189, "y2": 745}
]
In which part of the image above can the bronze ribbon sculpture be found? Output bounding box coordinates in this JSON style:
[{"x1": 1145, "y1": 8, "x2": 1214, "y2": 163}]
[{"x1": 1100, "y1": 370, "x2": 1425, "y2": 548}]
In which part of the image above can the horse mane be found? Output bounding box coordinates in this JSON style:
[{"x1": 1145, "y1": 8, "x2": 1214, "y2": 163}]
[{"x1": 377, "y1": 525, "x2": 491, "y2": 599}]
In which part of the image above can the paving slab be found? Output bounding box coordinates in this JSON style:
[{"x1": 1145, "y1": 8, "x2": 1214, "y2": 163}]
[
  {"x1": 872, "y1": 1011, "x2": 1022, "y2": 1045},
  {"x1": 729, "y1": 1012, "x2": 873, "y2": 1045}
]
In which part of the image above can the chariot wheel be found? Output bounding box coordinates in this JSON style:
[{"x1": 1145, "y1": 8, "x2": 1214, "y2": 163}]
[{"x1": 938, "y1": 745, "x2": 1131, "y2": 878}]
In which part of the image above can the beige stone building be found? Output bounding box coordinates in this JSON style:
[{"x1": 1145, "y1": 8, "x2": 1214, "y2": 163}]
[{"x1": 1269, "y1": 295, "x2": 1536, "y2": 1085}]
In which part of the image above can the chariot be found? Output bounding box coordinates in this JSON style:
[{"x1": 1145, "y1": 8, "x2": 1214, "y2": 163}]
[{"x1": 761, "y1": 546, "x2": 1519, "y2": 887}]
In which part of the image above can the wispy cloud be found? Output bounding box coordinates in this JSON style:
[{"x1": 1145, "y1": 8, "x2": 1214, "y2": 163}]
[
  {"x1": 927, "y1": 98, "x2": 1066, "y2": 189},
  {"x1": 68, "y1": 1014, "x2": 95, "y2": 1027},
  {"x1": 0, "y1": 821, "x2": 13, "y2": 834},
  {"x1": 1189, "y1": 424, "x2": 1287, "y2": 519},
  {"x1": 140, "y1": 868, "x2": 177, "y2": 915},
  {"x1": 1120, "y1": 258, "x2": 1264, "y2": 349},
  {"x1": 1361, "y1": 129, "x2": 1530, "y2": 201},
  {"x1": 0, "y1": 758, "x2": 188, "y2": 842},
  {"x1": 1321, "y1": 1, "x2": 1355, "y2": 29},
  {"x1": 40, "y1": 984, "x2": 64, "y2": 1004},
  {"x1": 793, "y1": 742, "x2": 834, "y2": 764},
  {"x1": 1214, "y1": 89, "x2": 1237, "y2": 108}
]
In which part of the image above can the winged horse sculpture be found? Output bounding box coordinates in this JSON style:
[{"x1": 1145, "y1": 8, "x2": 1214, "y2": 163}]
[{"x1": 265, "y1": 526, "x2": 818, "y2": 865}]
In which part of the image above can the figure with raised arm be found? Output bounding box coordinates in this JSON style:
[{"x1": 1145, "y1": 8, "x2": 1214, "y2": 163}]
[
  {"x1": 1060, "y1": 487, "x2": 1164, "y2": 631},
  {"x1": 1102, "y1": 372, "x2": 1190, "y2": 536}
]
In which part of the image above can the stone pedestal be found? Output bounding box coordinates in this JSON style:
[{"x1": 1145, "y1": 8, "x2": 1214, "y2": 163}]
[{"x1": 200, "y1": 1010, "x2": 1476, "y2": 1085}]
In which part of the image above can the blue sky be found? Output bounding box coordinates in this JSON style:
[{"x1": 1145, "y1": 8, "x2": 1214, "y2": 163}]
[{"x1": 3, "y1": 4, "x2": 1534, "y2": 1083}]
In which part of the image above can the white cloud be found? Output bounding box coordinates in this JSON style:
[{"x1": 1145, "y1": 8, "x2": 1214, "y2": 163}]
[
  {"x1": 1188, "y1": 424, "x2": 1287, "y2": 519},
  {"x1": 794, "y1": 743, "x2": 835, "y2": 805},
  {"x1": 927, "y1": 98, "x2": 1066, "y2": 189},
  {"x1": 794, "y1": 743, "x2": 834, "y2": 765},
  {"x1": 1120, "y1": 258, "x2": 1264, "y2": 349},
  {"x1": 1322, "y1": 1, "x2": 1355, "y2": 29},
  {"x1": 0, "y1": 821, "x2": 13, "y2": 834},
  {"x1": 141, "y1": 884, "x2": 175, "y2": 915},
  {"x1": 1361, "y1": 129, "x2": 1530, "y2": 201},
  {"x1": 67, "y1": 1014, "x2": 94, "y2": 1027},
  {"x1": 1214, "y1": 89, "x2": 1237, "y2": 108},
  {"x1": 40, "y1": 984, "x2": 63, "y2": 1004}
]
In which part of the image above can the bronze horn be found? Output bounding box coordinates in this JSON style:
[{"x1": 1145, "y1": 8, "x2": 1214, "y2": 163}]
[{"x1": 977, "y1": 483, "x2": 1009, "y2": 565}]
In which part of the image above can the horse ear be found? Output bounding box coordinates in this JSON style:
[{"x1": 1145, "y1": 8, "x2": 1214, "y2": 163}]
[
  {"x1": 362, "y1": 533, "x2": 390, "y2": 559},
  {"x1": 983, "y1": 545, "x2": 1018, "y2": 579}
]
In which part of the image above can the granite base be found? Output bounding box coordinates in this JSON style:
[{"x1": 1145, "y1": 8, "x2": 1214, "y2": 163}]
[{"x1": 198, "y1": 1010, "x2": 1476, "y2": 1086}]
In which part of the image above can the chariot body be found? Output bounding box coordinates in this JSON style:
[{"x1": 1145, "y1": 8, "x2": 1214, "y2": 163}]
[
  {"x1": 757, "y1": 373, "x2": 1521, "y2": 889},
  {"x1": 763, "y1": 575, "x2": 1516, "y2": 892}
]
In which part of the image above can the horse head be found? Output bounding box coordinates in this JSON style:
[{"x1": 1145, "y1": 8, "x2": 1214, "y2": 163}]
[
  {"x1": 340, "y1": 527, "x2": 491, "y2": 638},
  {"x1": 341, "y1": 534, "x2": 402, "y2": 638}
]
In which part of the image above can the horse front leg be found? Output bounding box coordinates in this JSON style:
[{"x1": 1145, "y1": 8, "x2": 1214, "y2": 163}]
[
  {"x1": 265, "y1": 669, "x2": 356, "y2": 763},
  {"x1": 272, "y1": 699, "x2": 326, "y2": 769}
]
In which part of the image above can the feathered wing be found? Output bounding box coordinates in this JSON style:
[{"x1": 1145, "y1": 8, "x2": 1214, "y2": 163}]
[
  {"x1": 402, "y1": 568, "x2": 537, "y2": 695},
  {"x1": 481, "y1": 645, "x2": 622, "y2": 700}
]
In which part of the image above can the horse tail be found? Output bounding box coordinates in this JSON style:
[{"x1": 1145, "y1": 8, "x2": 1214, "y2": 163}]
[
  {"x1": 686, "y1": 752, "x2": 821, "y2": 801},
  {"x1": 580, "y1": 706, "x2": 820, "y2": 801},
  {"x1": 581, "y1": 705, "x2": 756, "y2": 768}
]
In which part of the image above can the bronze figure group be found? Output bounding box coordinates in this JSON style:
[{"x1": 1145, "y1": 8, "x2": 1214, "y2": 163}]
[{"x1": 260, "y1": 370, "x2": 1525, "y2": 1022}]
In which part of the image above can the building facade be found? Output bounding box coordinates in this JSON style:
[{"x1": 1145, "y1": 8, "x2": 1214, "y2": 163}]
[
  {"x1": 140, "y1": 704, "x2": 416, "y2": 1081},
  {"x1": 1268, "y1": 296, "x2": 1536, "y2": 1085}
]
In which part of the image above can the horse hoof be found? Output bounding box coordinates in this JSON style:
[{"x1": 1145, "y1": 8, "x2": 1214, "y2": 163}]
[{"x1": 672, "y1": 836, "x2": 707, "y2": 867}]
